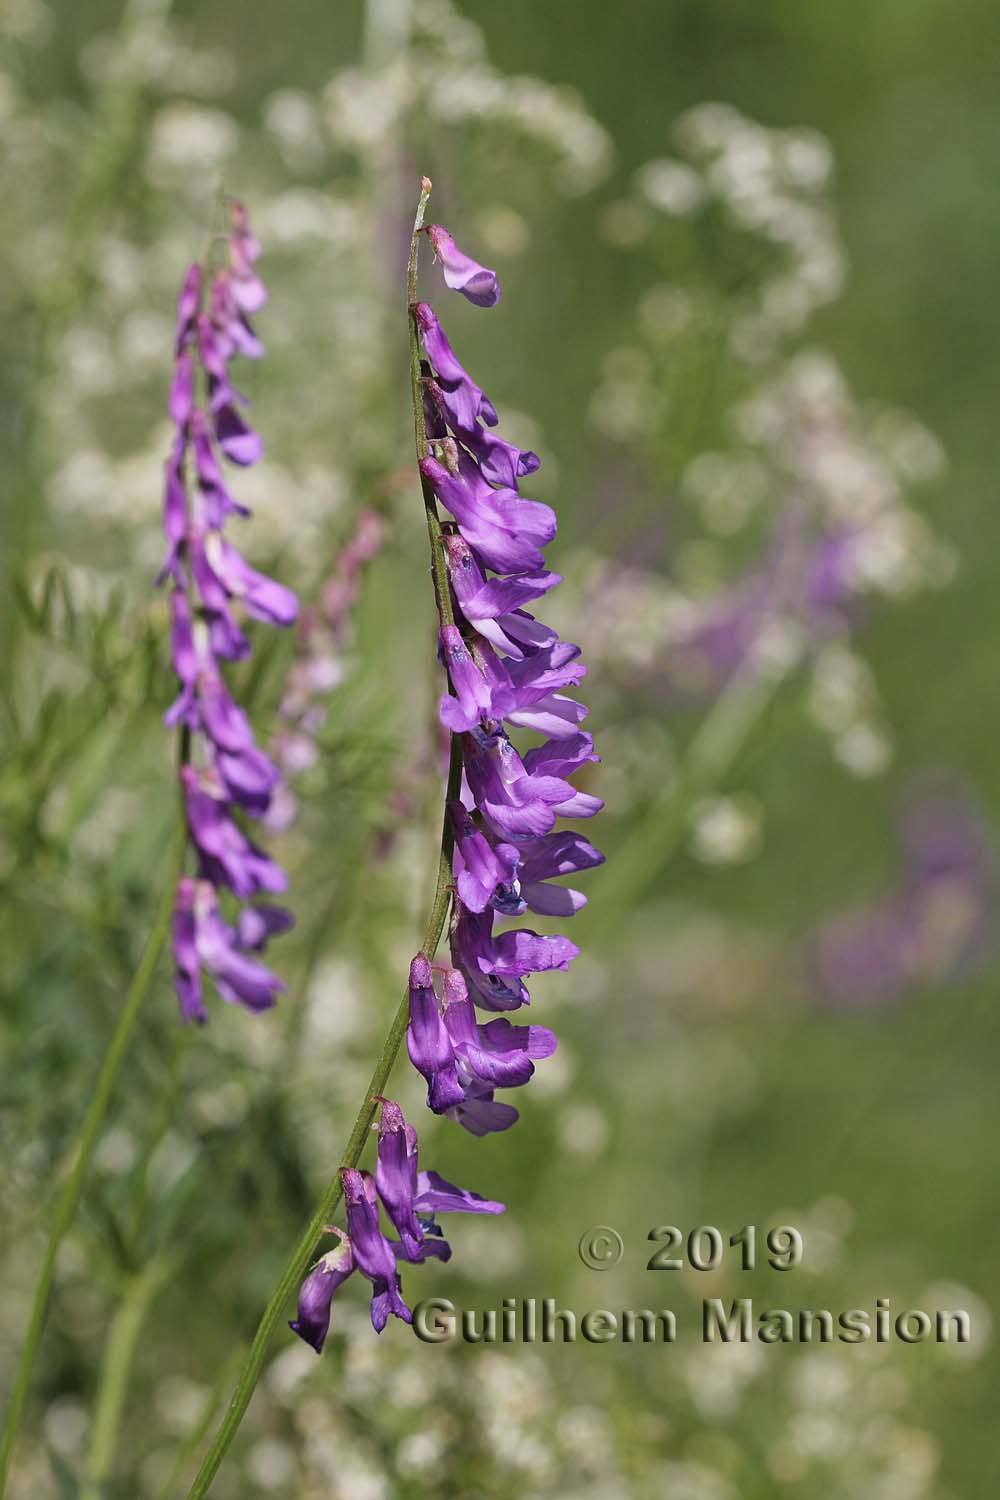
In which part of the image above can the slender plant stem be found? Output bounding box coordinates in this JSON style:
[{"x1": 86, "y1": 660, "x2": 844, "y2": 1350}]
[
  {"x1": 154, "y1": 1346, "x2": 247, "y2": 1500},
  {"x1": 81, "y1": 1254, "x2": 176, "y2": 1500},
  {"x1": 182, "y1": 176, "x2": 457, "y2": 1500},
  {"x1": 0, "y1": 802, "x2": 187, "y2": 1498}
]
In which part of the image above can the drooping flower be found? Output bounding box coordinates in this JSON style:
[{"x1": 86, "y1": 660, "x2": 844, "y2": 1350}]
[
  {"x1": 406, "y1": 953, "x2": 465, "y2": 1112},
  {"x1": 288, "y1": 1231, "x2": 355, "y2": 1355},
  {"x1": 172, "y1": 876, "x2": 286, "y2": 1024},
  {"x1": 423, "y1": 225, "x2": 501, "y2": 307},
  {"x1": 158, "y1": 201, "x2": 298, "y2": 1023}
]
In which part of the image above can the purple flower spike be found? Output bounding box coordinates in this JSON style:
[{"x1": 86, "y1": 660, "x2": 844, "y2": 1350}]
[
  {"x1": 294, "y1": 198, "x2": 605, "y2": 1341},
  {"x1": 425, "y1": 225, "x2": 501, "y2": 308},
  {"x1": 289, "y1": 1231, "x2": 355, "y2": 1353},
  {"x1": 160, "y1": 201, "x2": 299, "y2": 1023}
]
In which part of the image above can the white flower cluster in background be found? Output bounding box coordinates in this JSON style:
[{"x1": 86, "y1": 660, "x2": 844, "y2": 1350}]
[{"x1": 581, "y1": 106, "x2": 954, "y2": 795}]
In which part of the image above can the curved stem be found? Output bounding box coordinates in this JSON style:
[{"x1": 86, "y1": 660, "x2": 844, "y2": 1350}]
[
  {"x1": 0, "y1": 802, "x2": 187, "y2": 1498},
  {"x1": 183, "y1": 176, "x2": 457, "y2": 1500}
]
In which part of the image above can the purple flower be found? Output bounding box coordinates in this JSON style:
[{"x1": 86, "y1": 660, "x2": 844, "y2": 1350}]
[
  {"x1": 438, "y1": 624, "x2": 493, "y2": 732},
  {"x1": 342, "y1": 1168, "x2": 413, "y2": 1332},
  {"x1": 812, "y1": 783, "x2": 995, "y2": 1008},
  {"x1": 198, "y1": 534, "x2": 298, "y2": 627},
  {"x1": 442, "y1": 968, "x2": 556, "y2": 1094},
  {"x1": 463, "y1": 726, "x2": 583, "y2": 841},
  {"x1": 425, "y1": 225, "x2": 501, "y2": 307},
  {"x1": 288, "y1": 1231, "x2": 354, "y2": 1354},
  {"x1": 406, "y1": 954, "x2": 465, "y2": 1112},
  {"x1": 413, "y1": 303, "x2": 497, "y2": 429},
  {"x1": 444, "y1": 534, "x2": 560, "y2": 659},
  {"x1": 510, "y1": 830, "x2": 605, "y2": 916},
  {"x1": 423, "y1": 373, "x2": 539, "y2": 487},
  {"x1": 448, "y1": 905, "x2": 535, "y2": 1013},
  {"x1": 421, "y1": 454, "x2": 556, "y2": 574},
  {"x1": 449, "y1": 800, "x2": 517, "y2": 914},
  {"x1": 172, "y1": 877, "x2": 286, "y2": 1023},
  {"x1": 181, "y1": 766, "x2": 288, "y2": 899}
]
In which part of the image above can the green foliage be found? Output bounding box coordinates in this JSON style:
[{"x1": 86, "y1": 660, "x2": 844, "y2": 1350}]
[{"x1": 1, "y1": 1, "x2": 997, "y2": 1497}]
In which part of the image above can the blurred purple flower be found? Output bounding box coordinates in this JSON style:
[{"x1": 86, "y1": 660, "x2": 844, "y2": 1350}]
[
  {"x1": 263, "y1": 507, "x2": 385, "y2": 831},
  {"x1": 812, "y1": 782, "x2": 996, "y2": 1008},
  {"x1": 674, "y1": 513, "x2": 867, "y2": 691},
  {"x1": 158, "y1": 201, "x2": 297, "y2": 1022}
]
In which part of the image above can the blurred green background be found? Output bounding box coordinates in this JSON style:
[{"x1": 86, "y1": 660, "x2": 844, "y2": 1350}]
[{"x1": 2, "y1": 0, "x2": 998, "y2": 1495}]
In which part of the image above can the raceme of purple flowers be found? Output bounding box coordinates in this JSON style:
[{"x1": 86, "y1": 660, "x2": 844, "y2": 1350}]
[
  {"x1": 290, "y1": 1098, "x2": 503, "y2": 1347},
  {"x1": 408, "y1": 222, "x2": 604, "y2": 1136},
  {"x1": 159, "y1": 200, "x2": 298, "y2": 1024},
  {"x1": 290, "y1": 220, "x2": 603, "y2": 1349}
]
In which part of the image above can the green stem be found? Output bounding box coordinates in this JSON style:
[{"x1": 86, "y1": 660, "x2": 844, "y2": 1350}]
[
  {"x1": 0, "y1": 806, "x2": 187, "y2": 1498},
  {"x1": 81, "y1": 1255, "x2": 176, "y2": 1500},
  {"x1": 182, "y1": 175, "x2": 458, "y2": 1500},
  {"x1": 154, "y1": 1346, "x2": 247, "y2": 1500}
]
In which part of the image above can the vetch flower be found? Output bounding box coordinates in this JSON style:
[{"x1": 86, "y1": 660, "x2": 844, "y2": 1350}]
[
  {"x1": 341, "y1": 1168, "x2": 413, "y2": 1332},
  {"x1": 288, "y1": 1231, "x2": 354, "y2": 1354},
  {"x1": 172, "y1": 876, "x2": 286, "y2": 1024},
  {"x1": 424, "y1": 225, "x2": 501, "y2": 307},
  {"x1": 406, "y1": 953, "x2": 465, "y2": 1112}
]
